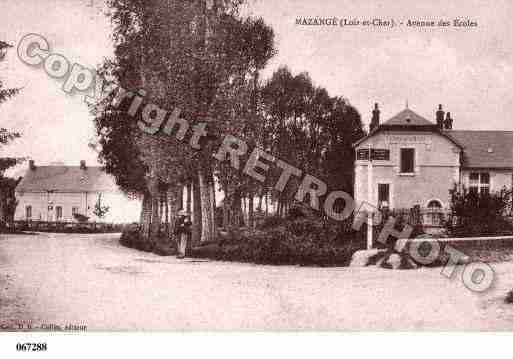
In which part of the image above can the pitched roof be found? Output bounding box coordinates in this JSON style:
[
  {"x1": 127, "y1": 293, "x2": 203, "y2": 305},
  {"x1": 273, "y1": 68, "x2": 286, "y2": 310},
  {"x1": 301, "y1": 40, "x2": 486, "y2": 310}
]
[
  {"x1": 353, "y1": 107, "x2": 460, "y2": 147},
  {"x1": 16, "y1": 166, "x2": 120, "y2": 193},
  {"x1": 446, "y1": 130, "x2": 513, "y2": 169},
  {"x1": 381, "y1": 108, "x2": 435, "y2": 127}
]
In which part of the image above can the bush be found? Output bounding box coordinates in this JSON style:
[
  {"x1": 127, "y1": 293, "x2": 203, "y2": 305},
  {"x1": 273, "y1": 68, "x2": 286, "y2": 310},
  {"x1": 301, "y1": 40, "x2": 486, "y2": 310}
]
[
  {"x1": 447, "y1": 185, "x2": 513, "y2": 237},
  {"x1": 119, "y1": 226, "x2": 178, "y2": 255},
  {"x1": 258, "y1": 215, "x2": 286, "y2": 229},
  {"x1": 192, "y1": 217, "x2": 363, "y2": 266},
  {"x1": 152, "y1": 231, "x2": 177, "y2": 256},
  {"x1": 73, "y1": 213, "x2": 90, "y2": 223},
  {"x1": 13, "y1": 221, "x2": 131, "y2": 234},
  {"x1": 119, "y1": 227, "x2": 153, "y2": 252},
  {"x1": 506, "y1": 290, "x2": 513, "y2": 304}
]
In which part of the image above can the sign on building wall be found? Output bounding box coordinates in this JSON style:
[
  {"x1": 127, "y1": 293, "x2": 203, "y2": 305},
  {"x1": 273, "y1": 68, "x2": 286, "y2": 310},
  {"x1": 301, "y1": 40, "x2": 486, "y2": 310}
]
[
  {"x1": 357, "y1": 149, "x2": 370, "y2": 160},
  {"x1": 385, "y1": 135, "x2": 432, "y2": 145},
  {"x1": 371, "y1": 149, "x2": 390, "y2": 161},
  {"x1": 356, "y1": 148, "x2": 390, "y2": 161}
]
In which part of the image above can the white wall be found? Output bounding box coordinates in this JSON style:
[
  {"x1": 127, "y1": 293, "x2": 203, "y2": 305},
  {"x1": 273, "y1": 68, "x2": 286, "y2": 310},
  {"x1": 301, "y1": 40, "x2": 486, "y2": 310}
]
[
  {"x1": 355, "y1": 131, "x2": 461, "y2": 209},
  {"x1": 15, "y1": 191, "x2": 141, "y2": 223}
]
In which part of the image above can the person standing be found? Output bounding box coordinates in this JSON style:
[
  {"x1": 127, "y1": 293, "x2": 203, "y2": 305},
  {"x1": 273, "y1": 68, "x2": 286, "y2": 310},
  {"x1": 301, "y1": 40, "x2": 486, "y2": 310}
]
[{"x1": 175, "y1": 210, "x2": 192, "y2": 259}]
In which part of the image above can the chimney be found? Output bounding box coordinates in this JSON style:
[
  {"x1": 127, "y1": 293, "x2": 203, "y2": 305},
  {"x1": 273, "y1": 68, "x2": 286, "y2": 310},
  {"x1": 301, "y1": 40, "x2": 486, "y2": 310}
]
[
  {"x1": 370, "y1": 103, "x2": 380, "y2": 131},
  {"x1": 444, "y1": 112, "x2": 453, "y2": 130},
  {"x1": 80, "y1": 160, "x2": 86, "y2": 170},
  {"x1": 436, "y1": 104, "x2": 444, "y2": 130},
  {"x1": 29, "y1": 160, "x2": 36, "y2": 170}
]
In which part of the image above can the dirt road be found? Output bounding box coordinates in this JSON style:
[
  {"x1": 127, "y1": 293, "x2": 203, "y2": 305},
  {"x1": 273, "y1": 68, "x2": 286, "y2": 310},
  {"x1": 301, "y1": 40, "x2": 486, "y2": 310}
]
[{"x1": 1, "y1": 233, "x2": 512, "y2": 330}]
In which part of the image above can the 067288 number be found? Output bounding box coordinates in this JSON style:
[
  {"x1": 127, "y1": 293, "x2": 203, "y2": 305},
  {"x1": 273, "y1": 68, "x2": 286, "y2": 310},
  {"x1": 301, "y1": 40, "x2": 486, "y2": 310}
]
[{"x1": 16, "y1": 343, "x2": 47, "y2": 351}]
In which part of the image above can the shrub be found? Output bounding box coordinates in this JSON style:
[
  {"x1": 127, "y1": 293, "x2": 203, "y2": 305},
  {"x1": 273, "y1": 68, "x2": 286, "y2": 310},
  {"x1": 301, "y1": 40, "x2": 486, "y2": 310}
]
[
  {"x1": 192, "y1": 217, "x2": 363, "y2": 266},
  {"x1": 287, "y1": 204, "x2": 308, "y2": 221},
  {"x1": 152, "y1": 231, "x2": 177, "y2": 256},
  {"x1": 73, "y1": 213, "x2": 90, "y2": 223},
  {"x1": 119, "y1": 227, "x2": 153, "y2": 252},
  {"x1": 258, "y1": 215, "x2": 286, "y2": 229},
  {"x1": 506, "y1": 290, "x2": 513, "y2": 304},
  {"x1": 12, "y1": 221, "x2": 131, "y2": 234},
  {"x1": 447, "y1": 185, "x2": 513, "y2": 237},
  {"x1": 119, "y1": 227, "x2": 139, "y2": 248}
]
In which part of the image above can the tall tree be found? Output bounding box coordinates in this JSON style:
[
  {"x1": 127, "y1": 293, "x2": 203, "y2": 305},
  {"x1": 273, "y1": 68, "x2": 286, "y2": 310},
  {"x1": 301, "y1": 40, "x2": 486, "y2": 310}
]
[
  {"x1": 103, "y1": 0, "x2": 274, "y2": 241},
  {"x1": 0, "y1": 40, "x2": 22, "y2": 229},
  {"x1": 214, "y1": 16, "x2": 276, "y2": 228},
  {"x1": 90, "y1": 61, "x2": 150, "y2": 235},
  {"x1": 0, "y1": 41, "x2": 21, "y2": 174},
  {"x1": 261, "y1": 67, "x2": 365, "y2": 215}
]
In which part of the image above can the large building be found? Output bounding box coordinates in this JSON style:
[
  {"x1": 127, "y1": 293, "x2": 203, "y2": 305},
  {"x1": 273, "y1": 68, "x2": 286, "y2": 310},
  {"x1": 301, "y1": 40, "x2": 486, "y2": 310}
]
[
  {"x1": 14, "y1": 160, "x2": 140, "y2": 223},
  {"x1": 354, "y1": 104, "x2": 513, "y2": 218}
]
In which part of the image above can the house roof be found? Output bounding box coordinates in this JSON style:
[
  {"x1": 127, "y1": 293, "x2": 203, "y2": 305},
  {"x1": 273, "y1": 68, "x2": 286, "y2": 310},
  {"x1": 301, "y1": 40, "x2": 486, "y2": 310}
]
[
  {"x1": 353, "y1": 107, "x2": 462, "y2": 148},
  {"x1": 381, "y1": 108, "x2": 435, "y2": 127},
  {"x1": 16, "y1": 166, "x2": 120, "y2": 193},
  {"x1": 353, "y1": 108, "x2": 513, "y2": 169},
  {"x1": 445, "y1": 130, "x2": 513, "y2": 169}
]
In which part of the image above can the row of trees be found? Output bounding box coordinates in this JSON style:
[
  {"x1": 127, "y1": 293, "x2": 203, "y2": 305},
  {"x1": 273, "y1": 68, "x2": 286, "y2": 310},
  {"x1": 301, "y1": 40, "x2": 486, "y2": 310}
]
[
  {"x1": 0, "y1": 40, "x2": 23, "y2": 230},
  {"x1": 91, "y1": 0, "x2": 365, "y2": 246}
]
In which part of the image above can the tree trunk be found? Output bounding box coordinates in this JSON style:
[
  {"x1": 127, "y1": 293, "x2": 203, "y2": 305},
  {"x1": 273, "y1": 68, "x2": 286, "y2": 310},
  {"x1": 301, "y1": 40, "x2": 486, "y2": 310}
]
[
  {"x1": 248, "y1": 194, "x2": 254, "y2": 228},
  {"x1": 210, "y1": 178, "x2": 216, "y2": 210},
  {"x1": 186, "y1": 182, "x2": 192, "y2": 214},
  {"x1": 168, "y1": 187, "x2": 180, "y2": 239},
  {"x1": 140, "y1": 192, "x2": 152, "y2": 240},
  {"x1": 160, "y1": 193, "x2": 165, "y2": 223},
  {"x1": 222, "y1": 185, "x2": 230, "y2": 229},
  {"x1": 148, "y1": 177, "x2": 160, "y2": 241},
  {"x1": 0, "y1": 191, "x2": 6, "y2": 229},
  {"x1": 177, "y1": 185, "x2": 184, "y2": 211},
  {"x1": 232, "y1": 189, "x2": 242, "y2": 227},
  {"x1": 242, "y1": 196, "x2": 247, "y2": 225},
  {"x1": 209, "y1": 174, "x2": 216, "y2": 229},
  {"x1": 199, "y1": 168, "x2": 215, "y2": 242},
  {"x1": 164, "y1": 191, "x2": 170, "y2": 237},
  {"x1": 192, "y1": 176, "x2": 202, "y2": 245}
]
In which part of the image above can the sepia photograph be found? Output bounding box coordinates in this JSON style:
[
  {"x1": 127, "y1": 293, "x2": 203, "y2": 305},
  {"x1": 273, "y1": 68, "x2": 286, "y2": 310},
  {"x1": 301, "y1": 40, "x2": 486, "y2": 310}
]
[{"x1": 1, "y1": 0, "x2": 513, "y2": 356}]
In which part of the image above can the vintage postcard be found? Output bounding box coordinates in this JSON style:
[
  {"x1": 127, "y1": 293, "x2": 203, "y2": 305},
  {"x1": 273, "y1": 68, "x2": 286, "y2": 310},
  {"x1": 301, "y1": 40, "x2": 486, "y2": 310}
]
[{"x1": 1, "y1": 0, "x2": 513, "y2": 355}]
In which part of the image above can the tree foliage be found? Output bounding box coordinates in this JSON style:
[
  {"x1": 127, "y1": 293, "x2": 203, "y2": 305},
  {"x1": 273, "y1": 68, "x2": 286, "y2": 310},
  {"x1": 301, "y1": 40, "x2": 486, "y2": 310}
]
[
  {"x1": 93, "y1": 193, "x2": 111, "y2": 219},
  {"x1": 95, "y1": 1, "x2": 366, "y2": 244},
  {"x1": 448, "y1": 184, "x2": 513, "y2": 236},
  {"x1": 0, "y1": 40, "x2": 22, "y2": 228},
  {"x1": 260, "y1": 66, "x2": 365, "y2": 211}
]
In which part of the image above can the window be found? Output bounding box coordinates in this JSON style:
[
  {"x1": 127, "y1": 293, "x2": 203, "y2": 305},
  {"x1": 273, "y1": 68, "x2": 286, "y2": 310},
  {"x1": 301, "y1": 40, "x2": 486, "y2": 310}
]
[
  {"x1": 469, "y1": 172, "x2": 490, "y2": 195},
  {"x1": 25, "y1": 205, "x2": 32, "y2": 220},
  {"x1": 426, "y1": 200, "x2": 443, "y2": 226},
  {"x1": 427, "y1": 200, "x2": 442, "y2": 209},
  {"x1": 400, "y1": 148, "x2": 415, "y2": 174},
  {"x1": 56, "y1": 206, "x2": 63, "y2": 221},
  {"x1": 378, "y1": 183, "x2": 390, "y2": 209},
  {"x1": 72, "y1": 206, "x2": 79, "y2": 216}
]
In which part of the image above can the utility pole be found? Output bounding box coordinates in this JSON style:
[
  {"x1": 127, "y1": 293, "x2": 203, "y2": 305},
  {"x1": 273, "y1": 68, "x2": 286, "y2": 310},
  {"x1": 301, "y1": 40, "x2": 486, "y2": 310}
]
[{"x1": 367, "y1": 144, "x2": 373, "y2": 250}]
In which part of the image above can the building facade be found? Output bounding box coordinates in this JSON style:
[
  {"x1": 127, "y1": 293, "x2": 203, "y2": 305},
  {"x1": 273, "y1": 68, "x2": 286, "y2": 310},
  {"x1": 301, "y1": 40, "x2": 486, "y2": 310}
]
[
  {"x1": 14, "y1": 160, "x2": 140, "y2": 223},
  {"x1": 354, "y1": 105, "x2": 513, "y2": 216}
]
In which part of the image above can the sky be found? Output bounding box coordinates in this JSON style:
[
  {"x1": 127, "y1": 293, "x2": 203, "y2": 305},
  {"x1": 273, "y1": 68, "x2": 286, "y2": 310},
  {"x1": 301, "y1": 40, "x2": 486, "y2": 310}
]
[{"x1": 1, "y1": 0, "x2": 513, "y2": 176}]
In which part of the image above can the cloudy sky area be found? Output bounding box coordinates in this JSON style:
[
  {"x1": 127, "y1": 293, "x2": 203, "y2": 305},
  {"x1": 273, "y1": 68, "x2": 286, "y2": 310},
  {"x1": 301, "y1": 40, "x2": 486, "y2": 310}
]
[{"x1": 1, "y1": 0, "x2": 513, "y2": 175}]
